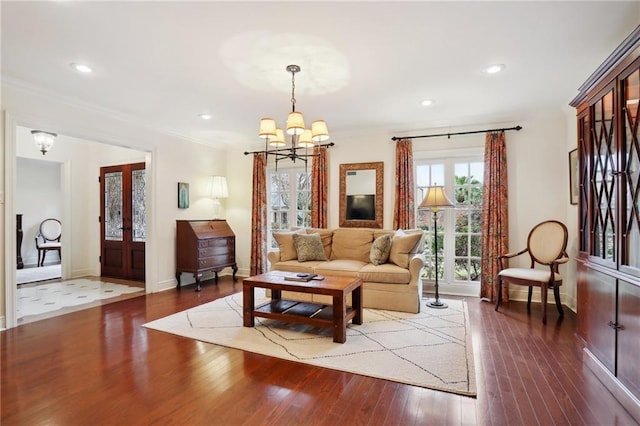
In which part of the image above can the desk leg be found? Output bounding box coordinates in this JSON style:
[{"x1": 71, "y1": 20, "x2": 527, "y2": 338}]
[
  {"x1": 333, "y1": 293, "x2": 347, "y2": 343},
  {"x1": 353, "y1": 285, "x2": 363, "y2": 325},
  {"x1": 243, "y1": 284, "x2": 255, "y2": 327}
]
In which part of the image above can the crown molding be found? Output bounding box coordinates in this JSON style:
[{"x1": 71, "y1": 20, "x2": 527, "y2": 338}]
[{"x1": 1, "y1": 76, "x2": 228, "y2": 149}]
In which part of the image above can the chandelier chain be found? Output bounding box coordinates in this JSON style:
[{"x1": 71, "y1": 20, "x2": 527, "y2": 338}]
[{"x1": 290, "y1": 70, "x2": 296, "y2": 112}]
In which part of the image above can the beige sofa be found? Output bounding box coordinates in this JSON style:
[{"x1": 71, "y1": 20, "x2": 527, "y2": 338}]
[{"x1": 267, "y1": 228, "x2": 426, "y2": 313}]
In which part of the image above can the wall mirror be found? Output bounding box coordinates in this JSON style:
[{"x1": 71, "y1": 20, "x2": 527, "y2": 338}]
[{"x1": 339, "y1": 162, "x2": 383, "y2": 228}]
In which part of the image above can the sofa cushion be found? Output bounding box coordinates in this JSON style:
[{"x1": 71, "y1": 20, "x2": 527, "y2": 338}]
[
  {"x1": 330, "y1": 228, "x2": 374, "y2": 262},
  {"x1": 370, "y1": 234, "x2": 392, "y2": 266},
  {"x1": 315, "y1": 259, "x2": 366, "y2": 276},
  {"x1": 359, "y1": 263, "x2": 411, "y2": 284},
  {"x1": 273, "y1": 229, "x2": 305, "y2": 261},
  {"x1": 306, "y1": 228, "x2": 333, "y2": 259},
  {"x1": 293, "y1": 233, "x2": 328, "y2": 261},
  {"x1": 269, "y1": 260, "x2": 324, "y2": 274},
  {"x1": 389, "y1": 229, "x2": 423, "y2": 268}
]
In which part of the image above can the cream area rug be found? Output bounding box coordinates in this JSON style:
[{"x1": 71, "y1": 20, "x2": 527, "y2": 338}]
[{"x1": 143, "y1": 290, "x2": 477, "y2": 397}]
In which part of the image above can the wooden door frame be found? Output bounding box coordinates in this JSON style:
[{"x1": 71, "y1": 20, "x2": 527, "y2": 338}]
[{"x1": 100, "y1": 162, "x2": 146, "y2": 281}]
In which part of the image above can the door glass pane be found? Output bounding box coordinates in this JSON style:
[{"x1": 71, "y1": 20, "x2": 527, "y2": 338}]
[
  {"x1": 132, "y1": 169, "x2": 146, "y2": 242},
  {"x1": 105, "y1": 171, "x2": 123, "y2": 241}
]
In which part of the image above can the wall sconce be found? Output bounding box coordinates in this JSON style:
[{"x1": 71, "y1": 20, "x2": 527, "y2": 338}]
[
  {"x1": 208, "y1": 176, "x2": 228, "y2": 218},
  {"x1": 31, "y1": 130, "x2": 57, "y2": 155}
]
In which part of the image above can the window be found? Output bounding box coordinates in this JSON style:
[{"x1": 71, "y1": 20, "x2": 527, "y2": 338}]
[
  {"x1": 267, "y1": 166, "x2": 311, "y2": 249},
  {"x1": 416, "y1": 157, "x2": 483, "y2": 296}
]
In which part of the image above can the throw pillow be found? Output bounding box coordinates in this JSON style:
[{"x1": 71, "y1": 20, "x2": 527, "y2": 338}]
[
  {"x1": 389, "y1": 229, "x2": 423, "y2": 268},
  {"x1": 293, "y1": 233, "x2": 328, "y2": 262},
  {"x1": 370, "y1": 234, "x2": 392, "y2": 266},
  {"x1": 273, "y1": 229, "x2": 305, "y2": 261}
]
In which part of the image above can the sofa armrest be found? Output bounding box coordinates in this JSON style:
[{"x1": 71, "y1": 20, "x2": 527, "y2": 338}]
[
  {"x1": 267, "y1": 250, "x2": 281, "y2": 270},
  {"x1": 408, "y1": 253, "x2": 426, "y2": 285}
]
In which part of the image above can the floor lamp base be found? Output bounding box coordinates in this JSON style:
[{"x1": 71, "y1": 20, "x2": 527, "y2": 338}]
[{"x1": 426, "y1": 298, "x2": 448, "y2": 309}]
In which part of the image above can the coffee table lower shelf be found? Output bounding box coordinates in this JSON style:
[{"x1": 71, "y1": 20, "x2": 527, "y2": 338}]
[{"x1": 253, "y1": 299, "x2": 357, "y2": 329}]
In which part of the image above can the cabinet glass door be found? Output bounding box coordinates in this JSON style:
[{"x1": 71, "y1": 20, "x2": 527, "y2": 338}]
[
  {"x1": 622, "y1": 64, "x2": 640, "y2": 273},
  {"x1": 590, "y1": 88, "x2": 617, "y2": 263}
]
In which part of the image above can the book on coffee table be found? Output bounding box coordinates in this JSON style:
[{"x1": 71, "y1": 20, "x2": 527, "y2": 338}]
[{"x1": 283, "y1": 273, "x2": 322, "y2": 282}]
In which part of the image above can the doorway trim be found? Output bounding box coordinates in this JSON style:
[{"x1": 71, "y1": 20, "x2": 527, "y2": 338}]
[{"x1": 3, "y1": 110, "x2": 156, "y2": 329}]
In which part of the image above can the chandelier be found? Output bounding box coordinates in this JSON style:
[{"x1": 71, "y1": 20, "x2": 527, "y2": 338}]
[
  {"x1": 31, "y1": 130, "x2": 57, "y2": 155},
  {"x1": 245, "y1": 64, "x2": 334, "y2": 167}
]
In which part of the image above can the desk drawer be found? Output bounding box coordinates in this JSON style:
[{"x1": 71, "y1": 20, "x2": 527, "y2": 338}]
[
  {"x1": 199, "y1": 247, "x2": 231, "y2": 257},
  {"x1": 198, "y1": 254, "x2": 235, "y2": 268}
]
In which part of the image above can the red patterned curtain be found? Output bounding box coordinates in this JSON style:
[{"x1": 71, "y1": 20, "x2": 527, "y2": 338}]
[
  {"x1": 392, "y1": 138, "x2": 415, "y2": 230},
  {"x1": 480, "y1": 131, "x2": 509, "y2": 301},
  {"x1": 250, "y1": 153, "x2": 267, "y2": 276},
  {"x1": 311, "y1": 146, "x2": 328, "y2": 228}
]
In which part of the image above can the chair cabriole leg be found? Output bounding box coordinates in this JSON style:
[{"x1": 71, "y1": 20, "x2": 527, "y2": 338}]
[{"x1": 553, "y1": 285, "x2": 564, "y2": 317}]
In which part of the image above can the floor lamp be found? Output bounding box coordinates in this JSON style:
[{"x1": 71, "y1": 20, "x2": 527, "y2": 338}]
[{"x1": 419, "y1": 185, "x2": 454, "y2": 309}]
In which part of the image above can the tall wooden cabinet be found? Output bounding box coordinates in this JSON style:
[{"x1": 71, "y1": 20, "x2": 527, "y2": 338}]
[
  {"x1": 175, "y1": 219, "x2": 238, "y2": 292},
  {"x1": 571, "y1": 25, "x2": 640, "y2": 420}
]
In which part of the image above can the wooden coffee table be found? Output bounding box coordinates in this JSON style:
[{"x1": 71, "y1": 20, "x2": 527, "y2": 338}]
[{"x1": 243, "y1": 271, "x2": 363, "y2": 343}]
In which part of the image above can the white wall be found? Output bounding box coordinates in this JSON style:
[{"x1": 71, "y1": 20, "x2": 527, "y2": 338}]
[{"x1": 16, "y1": 157, "x2": 62, "y2": 267}]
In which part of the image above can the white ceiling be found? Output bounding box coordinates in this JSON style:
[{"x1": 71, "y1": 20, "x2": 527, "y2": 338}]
[{"x1": 2, "y1": 1, "x2": 639, "y2": 147}]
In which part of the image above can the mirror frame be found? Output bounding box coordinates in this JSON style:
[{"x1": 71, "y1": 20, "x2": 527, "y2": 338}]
[{"x1": 339, "y1": 161, "x2": 384, "y2": 228}]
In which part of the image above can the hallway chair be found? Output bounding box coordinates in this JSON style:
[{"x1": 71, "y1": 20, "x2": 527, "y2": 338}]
[
  {"x1": 35, "y1": 218, "x2": 61, "y2": 267},
  {"x1": 494, "y1": 220, "x2": 569, "y2": 324}
]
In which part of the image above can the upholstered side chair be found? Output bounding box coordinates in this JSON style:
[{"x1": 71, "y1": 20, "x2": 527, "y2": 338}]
[
  {"x1": 35, "y1": 218, "x2": 61, "y2": 267},
  {"x1": 494, "y1": 220, "x2": 569, "y2": 324}
]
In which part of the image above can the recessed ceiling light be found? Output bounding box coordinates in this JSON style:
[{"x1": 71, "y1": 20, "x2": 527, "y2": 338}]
[
  {"x1": 483, "y1": 64, "x2": 505, "y2": 74},
  {"x1": 198, "y1": 113, "x2": 213, "y2": 120},
  {"x1": 420, "y1": 99, "x2": 434, "y2": 107},
  {"x1": 70, "y1": 62, "x2": 93, "y2": 73}
]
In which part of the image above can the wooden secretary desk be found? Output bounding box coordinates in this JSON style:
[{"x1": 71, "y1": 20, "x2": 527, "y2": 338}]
[{"x1": 175, "y1": 219, "x2": 238, "y2": 291}]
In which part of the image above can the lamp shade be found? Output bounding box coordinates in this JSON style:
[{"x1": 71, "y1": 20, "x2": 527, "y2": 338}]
[
  {"x1": 269, "y1": 128, "x2": 286, "y2": 147},
  {"x1": 311, "y1": 120, "x2": 330, "y2": 142},
  {"x1": 209, "y1": 176, "x2": 228, "y2": 199},
  {"x1": 419, "y1": 186, "x2": 454, "y2": 210},
  {"x1": 298, "y1": 129, "x2": 314, "y2": 148},
  {"x1": 31, "y1": 130, "x2": 57, "y2": 155},
  {"x1": 258, "y1": 118, "x2": 277, "y2": 139},
  {"x1": 286, "y1": 111, "x2": 305, "y2": 135}
]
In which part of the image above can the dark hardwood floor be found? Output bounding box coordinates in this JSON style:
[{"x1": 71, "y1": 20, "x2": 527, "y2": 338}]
[{"x1": 2, "y1": 276, "x2": 637, "y2": 425}]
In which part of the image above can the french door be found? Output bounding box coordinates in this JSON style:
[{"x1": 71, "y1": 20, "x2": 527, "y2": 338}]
[{"x1": 100, "y1": 162, "x2": 146, "y2": 281}]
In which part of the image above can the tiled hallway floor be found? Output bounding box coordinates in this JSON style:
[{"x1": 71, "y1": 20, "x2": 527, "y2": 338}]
[{"x1": 17, "y1": 277, "x2": 145, "y2": 325}]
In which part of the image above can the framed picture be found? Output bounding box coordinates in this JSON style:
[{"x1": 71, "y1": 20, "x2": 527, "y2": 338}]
[
  {"x1": 178, "y1": 182, "x2": 189, "y2": 209},
  {"x1": 569, "y1": 149, "x2": 578, "y2": 205}
]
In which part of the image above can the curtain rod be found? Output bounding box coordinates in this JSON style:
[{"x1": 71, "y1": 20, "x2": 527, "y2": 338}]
[{"x1": 391, "y1": 125, "x2": 522, "y2": 141}]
